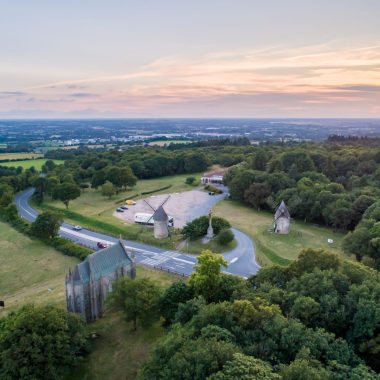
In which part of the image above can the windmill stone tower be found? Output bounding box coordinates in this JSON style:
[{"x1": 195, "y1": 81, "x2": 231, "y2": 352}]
[
  {"x1": 153, "y1": 205, "x2": 169, "y2": 238},
  {"x1": 274, "y1": 200, "x2": 290, "y2": 234}
]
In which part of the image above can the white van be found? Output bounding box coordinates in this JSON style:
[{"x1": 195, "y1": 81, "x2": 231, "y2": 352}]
[{"x1": 134, "y1": 213, "x2": 174, "y2": 227}]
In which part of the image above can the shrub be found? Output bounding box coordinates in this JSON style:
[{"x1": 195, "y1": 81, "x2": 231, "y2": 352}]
[
  {"x1": 217, "y1": 229, "x2": 234, "y2": 246},
  {"x1": 182, "y1": 216, "x2": 231, "y2": 239},
  {"x1": 50, "y1": 237, "x2": 92, "y2": 260},
  {"x1": 31, "y1": 211, "x2": 62, "y2": 239},
  {"x1": 186, "y1": 177, "x2": 197, "y2": 185},
  {"x1": 141, "y1": 185, "x2": 172, "y2": 195},
  {"x1": 204, "y1": 184, "x2": 223, "y2": 194}
]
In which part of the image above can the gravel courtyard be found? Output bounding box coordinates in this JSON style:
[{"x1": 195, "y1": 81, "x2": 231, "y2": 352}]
[{"x1": 113, "y1": 189, "x2": 226, "y2": 228}]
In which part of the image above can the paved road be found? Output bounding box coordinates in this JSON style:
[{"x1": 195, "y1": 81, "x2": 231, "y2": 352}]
[{"x1": 14, "y1": 188, "x2": 260, "y2": 278}]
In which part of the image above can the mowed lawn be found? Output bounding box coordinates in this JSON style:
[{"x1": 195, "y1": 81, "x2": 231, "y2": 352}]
[
  {"x1": 68, "y1": 267, "x2": 181, "y2": 380},
  {"x1": 1, "y1": 158, "x2": 64, "y2": 170},
  {"x1": 0, "y1": 222, "x2": 78, "y2": 316},
  {"x1": 214, "y1": 200, "x2": 346, "y2": 266}
]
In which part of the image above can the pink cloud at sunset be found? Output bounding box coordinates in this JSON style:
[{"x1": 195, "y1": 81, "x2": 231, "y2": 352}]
[{"x1": 2, "y1": 43, "x2": 379, "y2": 117}]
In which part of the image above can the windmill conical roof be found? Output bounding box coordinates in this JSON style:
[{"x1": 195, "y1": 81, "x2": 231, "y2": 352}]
[
  {"x1": 275, "y1": 200, "x2": 290, "y2": 220},
  {"x1": 153, "y1": 205, "x2": 168, "y2": 222}
]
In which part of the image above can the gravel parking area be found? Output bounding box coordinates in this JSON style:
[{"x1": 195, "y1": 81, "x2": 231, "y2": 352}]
[{"x1": 114, "y1": 189, "x2": 226, "y2": 228}]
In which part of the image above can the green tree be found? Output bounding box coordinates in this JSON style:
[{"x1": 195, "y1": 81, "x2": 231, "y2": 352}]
[
  {"x1": 0, "y1": 305, "x2": 87, "y2": 380},
  {"x1": 0, "y1": 183, "x2": 13, "y2": 207},
  {"x1": 53, "y1": 182, "x2": 81, "y2": 209},
  {"x1": 31, "y1": 211, "x2": 62, "y2": 239},
  {"x1": 189, "y1": 250, "x2": 227, "y2": 302},
  {"x1": 244, "y1": 182, "x2": 271, "y2": 210},
  {"x1": 280, "y1": 357, "x2": 330, "y2": 380},
  {"x1": 33, "y1": 176, "x2": 48, "y2": 202},
  {"x1": 91, "y1": 169, "x2": 107, "y2": 189},
  {"x1": 158, "y1": 281, "x2": 193, "y2": 325},
  {"x1": 3, "y1": 203, "x2": 18, "y2": 222},
  {"x1": 208, "y1": 353, "x2": 280, "y2": 380},
  {"x1": 182, "y1": 216, "x2": 231, "y2": 240},
  {"x1": 217, "y1": 229, "x2": 234, "y2": 246},
  {"x1": 101, "y1": 180, "x2": 116, "y2": 199},
  {"x1": 119, "y1": 166, "x2": 137, "y2": 189},
  {"x1": 41, "y1": 159, "x2": 57, "y2": 173},
  {"x1": 109, "y1": 277, "x2": 161, "y2": 331},
  {"x1": 185, "y1": 176, "x2": 196, "y2": 185},
  {"x1": 107, "y1": 166, "x2": 124, "y2": 190}
]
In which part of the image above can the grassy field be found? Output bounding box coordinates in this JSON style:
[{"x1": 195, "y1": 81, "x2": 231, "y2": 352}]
[
  {"x1": 0, "y1": 152, "x2": 43, "y2": 160},
  {"x1": 1, "y1": 158, "x2": 64, "y2": 170},
  {"x1": 0, "y1": 222, "x2": 78, "y2": 317},
  {"x1": 68, "y1": 267, "x2": 181, "y2": 380},
  {"x1": 183, "y1": 237, "x2": 237, "y2": 254},
  {"x1": 0, "y1": 221, "x2": 181, "y2": 379},
  {"x1": 148, "y1": 140, "x2": 191, "y2": 146},
  {"x1": 214, "y1": 200, "x2": 346, "y2": 266},
  {"x1": 35, "y1": 172, "x2": 206, "y2": 249}
]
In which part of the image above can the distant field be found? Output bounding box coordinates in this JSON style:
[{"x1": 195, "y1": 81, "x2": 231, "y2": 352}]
[
  {"x1": 68, "y1": 267, "x2": 180, "y2": 380},
  {"x1": 148, "y1": 140, "x2": 191, "y2": 146},
  {"x1": 214, "y1": 200, "x2": 347, "y2": 266},
  {"x1": 0, "y1": 152, "x2": 43, "y2": 160},
  {"x1": 1, "y1": 158, "x2": 64, "y2": 170},
  {"x1": 0, "y1": 222, "x2": 78, "y2": 317}
]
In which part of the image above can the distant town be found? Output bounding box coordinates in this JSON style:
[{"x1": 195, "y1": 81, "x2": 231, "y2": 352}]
[{"x1": 1, "y1": 118, "x2": 380, "y2": 153}]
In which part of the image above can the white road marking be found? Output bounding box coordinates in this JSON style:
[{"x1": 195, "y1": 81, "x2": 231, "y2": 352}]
[{"x1": 172, "y1": 257, "x2": 195, "y2": 265}]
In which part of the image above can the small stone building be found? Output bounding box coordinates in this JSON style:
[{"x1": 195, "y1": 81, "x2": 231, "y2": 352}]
[
  {"x1": 65, "y1": 240, "x2": 135, "y2": 322},
  {"x1": 153, "y1": 205, "x2": 169, "y2": 239},
  {"x1": 274, "y1": 200, "x2": 290, "y2": 234}
]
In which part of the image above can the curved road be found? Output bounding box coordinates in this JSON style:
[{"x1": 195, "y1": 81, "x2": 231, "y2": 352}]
[{"x1": 15, "y1": 188, "x2": 260, "y2": 278}]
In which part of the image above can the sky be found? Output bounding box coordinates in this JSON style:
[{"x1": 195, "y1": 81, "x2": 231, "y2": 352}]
[{"x1": 0, "y1": 0, "x2": 380, "y2": 118}]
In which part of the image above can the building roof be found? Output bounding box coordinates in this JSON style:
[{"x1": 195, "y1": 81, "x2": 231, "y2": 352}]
[
  {"x1": 153, "y1": 205, "x2": 168, "y2": 222},
  {"x1": 202, "y1": 170, "x2": 225, "y2": 178},
  {"x1": 274, "y1": 200, "x2": 290, "y2": 220},
  {"x1": 70, "y1": 240, "x2": 133, "y2": 284}
]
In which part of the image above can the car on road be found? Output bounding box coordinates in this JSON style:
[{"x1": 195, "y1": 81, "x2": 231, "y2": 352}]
[
  {"x1": 208, "y1": 192, "x2": 215, "y2": 196},
  {"x1": 72, "y1": 225, "x2": 82, "y2": 231},
  {"x1": 97, "y1": 242, "x2": 108, "y2": 249},
  {"x1": 120, "y1": 205, "x2": 128, "y2": 210},
  {"x1": 125, "y1": 200, "x2": 136, "y2": 205},
  {"x1": 116, "y1": 207, "x2": 124, "y2": 212}
]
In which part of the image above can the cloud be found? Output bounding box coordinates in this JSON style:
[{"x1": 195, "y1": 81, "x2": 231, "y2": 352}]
[
  {"x1": 3, "y1": 43, "x2": 380, "y2": 117},
  {"x1": 0, "y1": 91, "x2": 27, "y2": 96},
  {"x1": 69, "y1": 92, "x2": 99, "y2": 98}
]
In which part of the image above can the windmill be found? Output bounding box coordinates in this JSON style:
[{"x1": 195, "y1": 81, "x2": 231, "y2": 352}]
[{"x1": 143, "y1": 196, "x2": 171, "y2": 239}]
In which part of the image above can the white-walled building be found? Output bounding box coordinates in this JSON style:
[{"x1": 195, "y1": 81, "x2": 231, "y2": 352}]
[{"x1": 201, "y1": 171, "x2": 225, "y2": 185}]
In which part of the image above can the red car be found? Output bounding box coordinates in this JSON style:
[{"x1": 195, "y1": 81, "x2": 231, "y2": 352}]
[{"x1": 97, "y1": 242, "x2": 108, "y2": 249}]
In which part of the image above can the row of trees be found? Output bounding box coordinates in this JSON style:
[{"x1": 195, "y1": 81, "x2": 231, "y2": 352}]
[{"x1": 225, "y1": 142, "x2": 379, "y2": 232}]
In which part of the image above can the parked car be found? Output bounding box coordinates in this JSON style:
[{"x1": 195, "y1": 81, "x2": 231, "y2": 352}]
[
  {"x1": 72, "y1": 225, "x2": 82, "y2": 231},
  {"x1": 116, "y1": 207, "x2": 124, "y2": 212},
  {"x1": 121, "y1": 205, "x2": 128, "y2": 210},
  {"x1": 125, "y1": 200, "x2": 136, "y2": 205},
  {"x1": 97, "y1": 242, "x2": 108, "y2": 249}
]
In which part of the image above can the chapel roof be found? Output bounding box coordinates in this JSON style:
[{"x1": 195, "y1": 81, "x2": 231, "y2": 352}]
[{"x1": 70, "y1": 240, "x2": 133, "y2": 284}]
